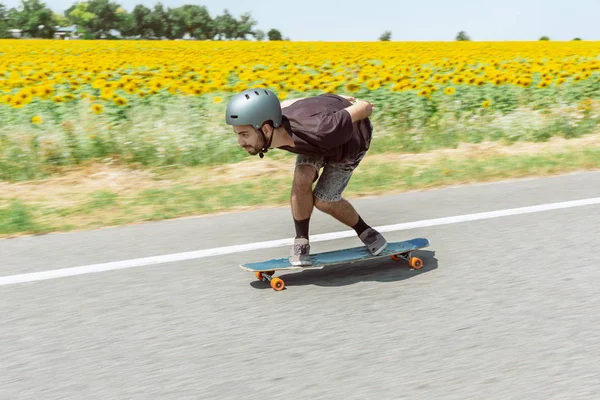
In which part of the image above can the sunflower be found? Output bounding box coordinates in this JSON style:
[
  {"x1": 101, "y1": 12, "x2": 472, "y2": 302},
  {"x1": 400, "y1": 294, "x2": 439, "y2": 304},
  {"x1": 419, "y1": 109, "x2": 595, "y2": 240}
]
[
  {"x1": 149, "y1": 79, "x2": 166, "y2": 91},
  {"x1": 418, "y1": 88, "x2": 431, "y2": 97},
  {"x1": 124, "y1": 83, "x2": 137, "y2": 94},
  {"x1": 31, "y1": 115, "x2": 43, "y2": 124},
  {"x1": 537, "y1": 80, "x2": 551, "y2": 89},
  {"x1": 90, "y1": 103, "x2": 104, "y2": 114},
  {"x1": 345, "y1": 82, "x2": 360, "y2": 93},
  {"x1": 366, "y1": 80, "x2": 381, "y2": 91},
  {"x1": 452, "y1": 75, "x2": 465, "y2": 85},
  {"x1": 11, "y1": 98, "x2": 25, "y2": 108},
  {"x1": 444, "y1": 87, "x2": 456, "y2": 95},
  {"x1": 114, "y1": 97, "x2": 128, "y2": 106},
  {"x1": 390, "y1": 82, "x2": 406, "y2": 92},
  {"x1": 482, "y1": 100, "x2": 492, "y2": 108}
]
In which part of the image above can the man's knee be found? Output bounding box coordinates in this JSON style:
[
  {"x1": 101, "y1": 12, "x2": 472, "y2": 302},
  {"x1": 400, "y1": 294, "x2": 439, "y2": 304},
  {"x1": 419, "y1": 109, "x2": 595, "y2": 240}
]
[
  {"x1": 293, "y1": 165, "x2": 318, "y2": 189},
  {"x1": 314, "y1": 197, "x2": 339, "y2": 213}
]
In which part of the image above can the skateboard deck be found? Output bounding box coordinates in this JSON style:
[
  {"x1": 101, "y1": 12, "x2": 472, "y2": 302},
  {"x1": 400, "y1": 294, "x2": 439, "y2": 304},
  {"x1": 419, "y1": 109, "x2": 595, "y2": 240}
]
[{"x1": 241, "y1": 237, "x2": 430, "y2": 291}]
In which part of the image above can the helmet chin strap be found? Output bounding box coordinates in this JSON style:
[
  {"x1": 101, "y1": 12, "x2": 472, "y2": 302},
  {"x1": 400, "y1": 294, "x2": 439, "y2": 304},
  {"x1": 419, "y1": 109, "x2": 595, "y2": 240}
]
[{"x1": 258, "y1": 127, "x2": 274, "y2": 159}]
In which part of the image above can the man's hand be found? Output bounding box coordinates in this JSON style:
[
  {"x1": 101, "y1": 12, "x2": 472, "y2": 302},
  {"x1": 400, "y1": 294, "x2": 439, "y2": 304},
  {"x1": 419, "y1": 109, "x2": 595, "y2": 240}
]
[{"x1": 344, "y1": 99, "x2": 374, "y2": 122}]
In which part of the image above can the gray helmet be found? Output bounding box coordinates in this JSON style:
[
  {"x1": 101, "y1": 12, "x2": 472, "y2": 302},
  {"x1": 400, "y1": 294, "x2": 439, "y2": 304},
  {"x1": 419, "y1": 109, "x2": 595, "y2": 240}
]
[{"x1": 225, "y1": 88, "x2": 282, "y2": 129}]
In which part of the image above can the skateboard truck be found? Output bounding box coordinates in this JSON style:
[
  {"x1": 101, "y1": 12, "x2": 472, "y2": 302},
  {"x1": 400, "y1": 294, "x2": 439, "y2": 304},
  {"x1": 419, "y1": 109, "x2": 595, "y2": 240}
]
[
  {"x1": 254, "y1": 271, "x2": 284, "y2": 291},
  {"x1": 390, "y1": 250, "x2": 423, "y2": 269}
]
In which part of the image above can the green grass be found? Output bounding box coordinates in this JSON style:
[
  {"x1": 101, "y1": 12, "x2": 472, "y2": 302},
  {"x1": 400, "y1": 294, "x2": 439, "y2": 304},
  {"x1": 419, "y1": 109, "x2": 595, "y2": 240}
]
[
  {"x1": 0, "y1": 200, "x2": 46, "y2": 235},
  {"x1": 2, "y1": 143, "x2": 599, "y2": 238},
  {"x1": 1, "y1": 80, "x2": 600, "y2": 182}
]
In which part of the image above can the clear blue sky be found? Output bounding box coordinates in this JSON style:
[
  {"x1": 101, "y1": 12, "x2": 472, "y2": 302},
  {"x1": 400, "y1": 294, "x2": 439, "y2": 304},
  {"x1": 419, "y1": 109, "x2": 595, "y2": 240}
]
[{"x1": 4, "y1": 0, "x2": 599, "y2": 41}]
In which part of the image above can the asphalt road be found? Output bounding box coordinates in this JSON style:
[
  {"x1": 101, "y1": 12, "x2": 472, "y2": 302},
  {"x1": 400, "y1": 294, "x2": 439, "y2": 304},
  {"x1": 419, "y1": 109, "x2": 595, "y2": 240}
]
[{"x1": 2, "y1": 171, "x2": 600, "y2": 399}]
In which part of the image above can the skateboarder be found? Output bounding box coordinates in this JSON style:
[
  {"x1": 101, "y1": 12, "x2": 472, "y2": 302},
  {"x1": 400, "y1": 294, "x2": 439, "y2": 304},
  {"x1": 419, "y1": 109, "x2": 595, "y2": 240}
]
[{"x1": 225, "y1": 88, "x2": 388, "y2": 266}]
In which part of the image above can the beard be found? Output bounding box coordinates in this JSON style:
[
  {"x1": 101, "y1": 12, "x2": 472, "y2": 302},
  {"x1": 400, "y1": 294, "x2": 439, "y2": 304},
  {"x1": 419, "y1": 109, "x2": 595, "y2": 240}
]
[
  {"x1": 243, "y1": 134, "x2": 266, "y2": 155},
  {"x1": 245, "y1": 146, "x2": 259, "y2": 155}
]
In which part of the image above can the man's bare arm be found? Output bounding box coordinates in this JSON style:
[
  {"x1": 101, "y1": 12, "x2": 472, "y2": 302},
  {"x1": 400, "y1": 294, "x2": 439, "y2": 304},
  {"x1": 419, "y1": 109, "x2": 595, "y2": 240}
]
[{"x1": 344, "y1": 100, "x2": 374, "y2": 123}]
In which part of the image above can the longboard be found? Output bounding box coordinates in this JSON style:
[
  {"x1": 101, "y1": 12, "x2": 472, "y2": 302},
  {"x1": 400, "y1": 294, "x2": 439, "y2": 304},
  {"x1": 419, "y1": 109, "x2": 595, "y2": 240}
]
[{"x1": 240, "y1": 237, "x2": 430, "y2": 291}]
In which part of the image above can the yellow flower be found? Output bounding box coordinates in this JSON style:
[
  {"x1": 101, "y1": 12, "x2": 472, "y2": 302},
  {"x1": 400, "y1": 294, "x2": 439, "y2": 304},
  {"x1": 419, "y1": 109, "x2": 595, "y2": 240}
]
[
  {"x1": 482, "y1": 100, "x2": 492, "y2": 108},
  {"x1": 390, "y1": 82, "x2": 407, "y2": 92},
  {"x1": 345, "y1": 82, "x2": 360, "y2": 93},
  {"x1": 213, "y1": 96, "x2": 223, "y2": 104},
  {"x1": 366, "y1": 80, "x2": 381, "y2": 91},
  {"x1": 418, "y1": 88, "x2": 431, "y2": 97},
  {"x1": 114, "y1": 97, "x2": 128, "y2": 106},
  {"x1": 90, "y1": 103, "x2": 104, "y2": 114},
  {"x1": 452, "y1": 75, "x2": 465, "y2": 85},
  {"x1": 11, "y1": 98, "x2": 25, "y2": 108},
  {"x1": 444, "y1": 87, "x2": 456, "y2": 95},
  {"x1": 31, "y1": 115, "x2": 43, "y2": 124},
  {"x1": 537, "y1": 80, "x2": 551, "y2": 89}
]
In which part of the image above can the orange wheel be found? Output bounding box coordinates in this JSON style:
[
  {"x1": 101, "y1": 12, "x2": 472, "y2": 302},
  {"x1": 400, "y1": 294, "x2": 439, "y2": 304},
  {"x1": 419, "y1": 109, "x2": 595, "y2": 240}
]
[
  {"x1": 270, "y1": 278, "x2": 285, "y2": 291},
  {"x1": 390, "y1": 254, "x2": 401, "y2": 261},
  {"x1": 255, "y1": 271, "x2": 264, "y2": 280},
  {"x1": 410, "y1": 257, "x2": 423, "y2": 269}
]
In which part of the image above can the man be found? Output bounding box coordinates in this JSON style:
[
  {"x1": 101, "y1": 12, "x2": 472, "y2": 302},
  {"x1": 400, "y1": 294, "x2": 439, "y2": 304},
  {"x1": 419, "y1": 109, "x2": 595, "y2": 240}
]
[{"x1": 225, "y1": 88, "x2": 388, "y2": 266}]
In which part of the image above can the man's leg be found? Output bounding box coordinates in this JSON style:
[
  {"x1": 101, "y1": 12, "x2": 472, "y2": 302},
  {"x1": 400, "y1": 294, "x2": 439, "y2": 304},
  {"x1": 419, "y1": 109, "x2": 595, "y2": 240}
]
[
  {"x1": 291, "y1": 164, "x2": 318, "y2": 238},
  {"x1": 313, "y1": 197, "x2": 372, "y2": 237},
  {"x1": 313, "y1": 151, "x2": 388, "y2": 255},
  {"x1": 313, "y1": 197, "x2": 359, "y2": 228},
  {"x1": 289, "y1": 156, "x2": 323, "y2": 266}
]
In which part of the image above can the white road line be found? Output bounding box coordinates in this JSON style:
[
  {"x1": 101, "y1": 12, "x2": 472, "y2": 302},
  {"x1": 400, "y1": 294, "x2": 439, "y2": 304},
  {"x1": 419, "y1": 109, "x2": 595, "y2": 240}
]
[{"x1": 2, "y1": 196, "x2": 600, "y2": 286}]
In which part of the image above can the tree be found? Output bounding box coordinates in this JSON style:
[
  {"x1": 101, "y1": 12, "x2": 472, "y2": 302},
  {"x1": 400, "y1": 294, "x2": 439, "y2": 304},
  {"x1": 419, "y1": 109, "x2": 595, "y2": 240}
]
[
  {"x1": 170, "y1": 4, "x2": 215, "y2": 39},
  {"x1": 572, "y1": 37, "x2": 582, "y2": 41},
  {"x1": 115, "y1": 7, "x2": 133, "y2": 37},
  {"x1": 379, "y1": 30, "x2": 391, "y2": 41},
  {"x1": 66, "y1": 0, "x2": 121, "y2": 38},
  {"x1": 0, "y1": 3, "x2": 9, "y2": 38},
  {"x1": 147, "y1": 3, "x2": 173, "y2": 39},
  {"x1": 86, "y1": 0, "x2": 121, "y2": 38},
  {"x1": 214, "y1": 8, "x2": 237, "y2": 40},
  {"x1": 53, "y1": 11, "x2": 68, "y2": 26},
  {"x1": 539, "y1": 35, "x2": 550, "y2": 41},
  {"x1": 130, "y1": 4, "x2": 153, "y2": 37},
  {"x1": 65, "y1": 1, "x2": 96, "y2": 33},
  {"x1": 267, "y1": 28, "x2": 282, "y2": 41},
  {"x1": 235, "y1": 11, "x2": 256, "y2": 40},
  {"x1": 253, "y1": 29, "x2": 265, "y2": 41},
  {"x1": 213, "y1": 9, "x2": 256, "y2": 40},
  {"x1": 456, "y1": 31, "x2": 470, "y2": 41},
  {"x1": 8, "y1": 0, "x2": 57, "y2": 38}
]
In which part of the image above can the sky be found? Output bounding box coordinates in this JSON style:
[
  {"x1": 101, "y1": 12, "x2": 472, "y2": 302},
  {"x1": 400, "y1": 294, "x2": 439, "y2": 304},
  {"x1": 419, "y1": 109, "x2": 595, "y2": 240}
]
[{"x1": 3, "y1": 0, "x2": 599, "y2": 42}]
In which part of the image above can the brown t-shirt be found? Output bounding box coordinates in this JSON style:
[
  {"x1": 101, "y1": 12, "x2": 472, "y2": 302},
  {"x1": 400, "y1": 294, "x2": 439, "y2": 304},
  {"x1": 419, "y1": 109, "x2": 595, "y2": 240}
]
[{"x1": 278, "y1": 94, "x2": 373, "y2": 162}]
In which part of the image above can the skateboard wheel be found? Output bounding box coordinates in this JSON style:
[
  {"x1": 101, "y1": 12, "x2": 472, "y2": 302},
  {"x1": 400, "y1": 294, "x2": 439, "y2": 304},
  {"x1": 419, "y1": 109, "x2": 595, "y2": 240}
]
[
  {"x1": 390, "y1": 254, "x2": 401, "y2": 261},
  {"x1": 255, "y1": 272, "x2": 264, "y2": 281},
  {"x1": 410, "y1": 257, "x2": 423, "y2": 269},
  {"x1": 270, "y1": 278, "x2": 285, "y2": 291}
]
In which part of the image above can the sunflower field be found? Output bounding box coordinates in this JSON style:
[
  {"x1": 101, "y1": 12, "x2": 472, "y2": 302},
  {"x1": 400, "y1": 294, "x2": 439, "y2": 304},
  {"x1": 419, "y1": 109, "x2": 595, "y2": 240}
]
[{"x1": 1, "y1": 39, "x2": 600, "y2": 181}]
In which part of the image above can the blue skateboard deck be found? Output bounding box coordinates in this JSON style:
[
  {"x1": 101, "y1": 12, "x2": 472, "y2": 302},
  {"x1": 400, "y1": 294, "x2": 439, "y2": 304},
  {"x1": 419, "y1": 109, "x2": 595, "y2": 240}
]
[{"x1": 241, "y1": 238, "x2": 430, "y2": 291}]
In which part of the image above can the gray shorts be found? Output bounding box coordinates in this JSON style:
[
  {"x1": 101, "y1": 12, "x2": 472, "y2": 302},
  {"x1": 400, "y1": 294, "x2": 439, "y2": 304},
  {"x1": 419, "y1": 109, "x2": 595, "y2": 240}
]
[
  {"x1": 296, "y1": 150, "x2": 366, "y2": 202},
  {"x1": 295, "y1": 120, "x2": 372, "y2": 203}
]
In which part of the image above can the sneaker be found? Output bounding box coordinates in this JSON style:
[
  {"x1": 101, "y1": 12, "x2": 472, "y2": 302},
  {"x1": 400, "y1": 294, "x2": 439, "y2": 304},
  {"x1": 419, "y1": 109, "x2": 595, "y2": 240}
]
[
  {"x1": 289, "y1": 237, "x2": 312, "y2": 266},
  {"x1": 359, "y1": 228, "x2": 388, "y2": 256}
]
